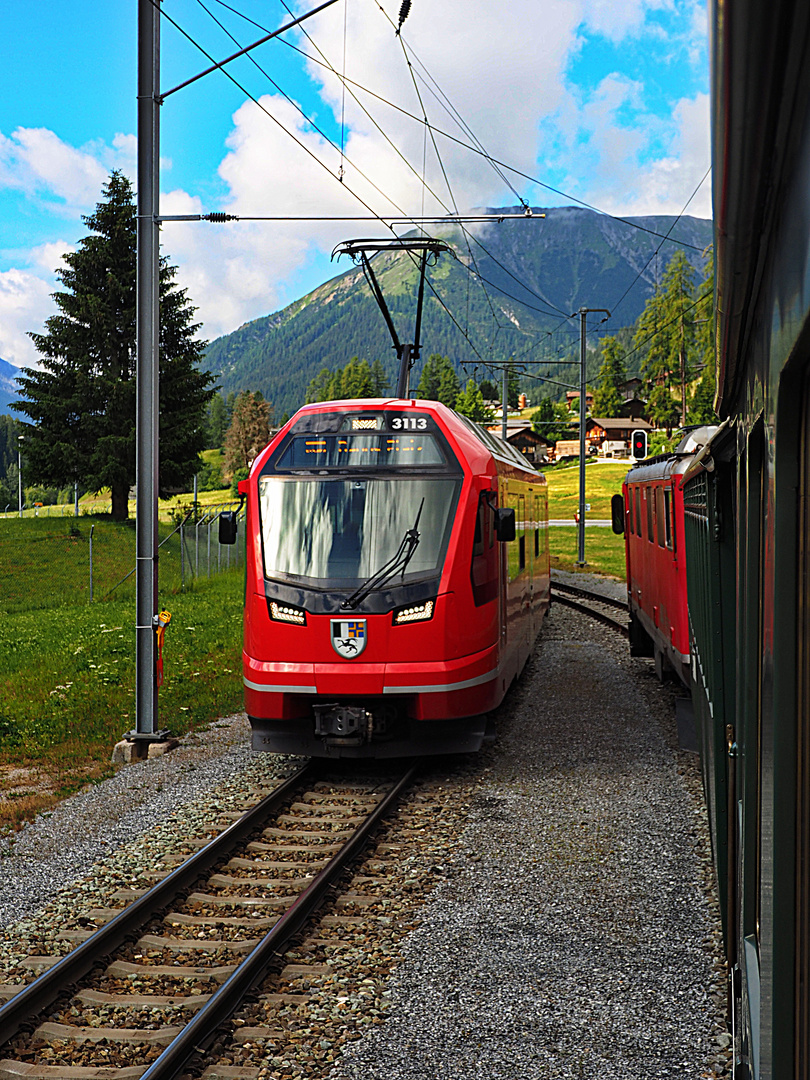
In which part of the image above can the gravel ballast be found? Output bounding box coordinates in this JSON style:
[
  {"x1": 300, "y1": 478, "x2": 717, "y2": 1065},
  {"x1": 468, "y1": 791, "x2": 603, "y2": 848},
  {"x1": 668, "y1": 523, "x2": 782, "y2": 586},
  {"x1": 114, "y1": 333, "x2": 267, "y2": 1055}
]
[
  {"x1": 0, "y1": 602, "x2": 728, "y2": 1078},
  {"x1": 329, "y1": 607, "x2": 728, "y2": 1079}
]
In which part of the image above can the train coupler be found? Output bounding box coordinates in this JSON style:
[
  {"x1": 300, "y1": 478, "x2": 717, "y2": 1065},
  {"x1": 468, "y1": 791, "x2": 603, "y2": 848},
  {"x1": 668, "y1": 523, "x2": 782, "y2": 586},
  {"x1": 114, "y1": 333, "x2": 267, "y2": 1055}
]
[
  {"x1": 313, "y1": 703, "x2": 372, "y2": 746},
  {"x1": 313, "y1": 704, "x2": 397, "y2": 747}
]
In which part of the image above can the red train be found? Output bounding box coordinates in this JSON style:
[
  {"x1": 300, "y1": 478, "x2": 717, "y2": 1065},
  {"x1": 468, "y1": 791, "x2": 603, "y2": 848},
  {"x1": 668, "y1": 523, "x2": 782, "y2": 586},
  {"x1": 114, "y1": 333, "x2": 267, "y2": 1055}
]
[
  {"x1": 614, "y1": 426, "x2": 718, "y2": 685},
  {"x1": 223, "y1": 397, "x2": 550, "y2": 758}
]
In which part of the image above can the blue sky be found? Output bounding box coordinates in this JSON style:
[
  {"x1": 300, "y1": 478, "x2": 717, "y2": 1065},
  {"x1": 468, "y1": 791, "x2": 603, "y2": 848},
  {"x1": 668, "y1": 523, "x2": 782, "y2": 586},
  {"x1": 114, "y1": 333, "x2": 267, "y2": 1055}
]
[{"x1": 0, "y1": 0, "x2": 710, "y2": 369}]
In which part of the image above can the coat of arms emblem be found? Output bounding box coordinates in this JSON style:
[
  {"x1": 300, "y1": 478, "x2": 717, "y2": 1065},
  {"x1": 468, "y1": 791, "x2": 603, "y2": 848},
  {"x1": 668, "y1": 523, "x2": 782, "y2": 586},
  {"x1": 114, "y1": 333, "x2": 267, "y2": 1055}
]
[{"x1": 330, "y1": 619, "x2": 367, "y2": 658}]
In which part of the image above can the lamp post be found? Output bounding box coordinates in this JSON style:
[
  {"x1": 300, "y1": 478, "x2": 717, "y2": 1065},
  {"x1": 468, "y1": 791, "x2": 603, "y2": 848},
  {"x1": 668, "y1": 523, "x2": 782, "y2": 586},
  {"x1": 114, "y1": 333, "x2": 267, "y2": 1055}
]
[
  {"x1": 575, "y1": 308, "x2": 610, "y2": 566},
  {"x1": 17, "y1": 435, "x2": 24, "y2": 518}
]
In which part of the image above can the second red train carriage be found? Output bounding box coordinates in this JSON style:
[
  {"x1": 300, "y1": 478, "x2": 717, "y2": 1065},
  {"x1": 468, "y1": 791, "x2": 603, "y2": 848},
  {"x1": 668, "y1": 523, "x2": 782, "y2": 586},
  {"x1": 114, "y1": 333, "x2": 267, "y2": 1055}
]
[{"x1": 616, "y1": 426, "x2": 718, "y2": 686}]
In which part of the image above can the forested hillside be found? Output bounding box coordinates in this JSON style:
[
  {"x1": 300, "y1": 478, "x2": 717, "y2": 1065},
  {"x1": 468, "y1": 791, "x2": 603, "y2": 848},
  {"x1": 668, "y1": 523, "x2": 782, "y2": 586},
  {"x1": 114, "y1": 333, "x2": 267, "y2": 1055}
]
[{"x1": 205, "y1": 206, "x2": 712, "y2": 418}]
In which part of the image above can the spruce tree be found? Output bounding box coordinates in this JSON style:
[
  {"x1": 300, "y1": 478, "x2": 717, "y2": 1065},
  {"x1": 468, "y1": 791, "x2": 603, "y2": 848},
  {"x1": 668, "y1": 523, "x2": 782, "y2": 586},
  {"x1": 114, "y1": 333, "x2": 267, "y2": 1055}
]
[
  {"x1": 12, "y1": 171, "x2": 215, "y2": 520},
  {"x1": 455, "y1": 380, "x2": 493, "y2": 423},
  {"x1": 592, "y1": 337, "x2": 626, "y2": 417}
]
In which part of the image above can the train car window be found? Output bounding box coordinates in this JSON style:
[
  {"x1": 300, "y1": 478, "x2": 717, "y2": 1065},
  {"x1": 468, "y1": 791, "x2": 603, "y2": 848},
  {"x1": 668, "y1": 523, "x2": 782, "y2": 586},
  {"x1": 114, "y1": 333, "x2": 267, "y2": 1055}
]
[
  {"x1": 534, "y1": 495, "x2": 540, "y2": 558},
  {"x1": 664, "y1": 488, "x2": 674, "y2": 550},
  {"x1": 472, "y1": 497, "x2": 484, "y2": 558},
  {"x1": 646, "y1": 486, "x2": 654, "y2": 542},
  {"x1": 258, "y1": 475, "x2": 461, "y2": 586},
  {"x1": 655, "y1": 487, "x2": 666, "y2": 547},
  {"x1": 635, "y1": 487, "x2": 642, "y2": 538},
  {"x1": 518, "y1": 494, "x2": 526, "y2": 571},
  {"x1": 470, "y1": 492, "x2": 498, "y2": 605}
]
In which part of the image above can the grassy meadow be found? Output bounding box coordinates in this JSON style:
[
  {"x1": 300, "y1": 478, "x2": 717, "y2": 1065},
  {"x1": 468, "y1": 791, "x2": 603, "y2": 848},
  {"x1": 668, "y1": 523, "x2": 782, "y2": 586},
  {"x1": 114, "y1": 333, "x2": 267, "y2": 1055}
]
[
  {"x1": 0, "y1": 532, "x2": 244, "y2": 831},
  {"x1": 0, "y1": 453, "x2": 628, "y2": 830},
  {"x1": 544, "y1": 459, "x2": 628, "y2": 578}
]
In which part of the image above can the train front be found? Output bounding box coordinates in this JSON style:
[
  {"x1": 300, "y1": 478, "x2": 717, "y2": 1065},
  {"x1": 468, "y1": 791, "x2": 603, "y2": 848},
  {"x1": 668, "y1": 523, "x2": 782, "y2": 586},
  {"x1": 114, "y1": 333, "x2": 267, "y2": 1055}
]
[{"x1": 240, "y1": 400, "x2": 491, "y2": 758}]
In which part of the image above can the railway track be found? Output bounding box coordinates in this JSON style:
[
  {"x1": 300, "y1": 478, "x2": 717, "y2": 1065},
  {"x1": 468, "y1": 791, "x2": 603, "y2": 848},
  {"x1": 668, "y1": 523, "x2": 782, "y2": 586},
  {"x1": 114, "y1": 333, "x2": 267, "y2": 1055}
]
[
  {"x1": 0, "y1": 761, "x2": 419, "y2": 1079},
  {"x1": 550, "y1": 579, "x2": 629, "y2": 638}
]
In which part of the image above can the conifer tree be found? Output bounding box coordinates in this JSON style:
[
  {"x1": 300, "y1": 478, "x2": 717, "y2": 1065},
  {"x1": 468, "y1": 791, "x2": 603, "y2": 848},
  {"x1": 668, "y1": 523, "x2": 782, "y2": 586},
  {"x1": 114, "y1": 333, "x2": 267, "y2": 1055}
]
[
  {"x1": 223, "y1": 390, "x2": 272, "y2": 478},
  {"x1": 591, "y1": 337, "x2": 626, "y2": 417},
  {"x1": 530, "y1": 396, "x2": 569, "y2": 444},
  {"x1": 12, "y1": 171, "x2": 214, "y2": 520},
  {"x1": 690, "y1": 248, "x2": 717, "y2": 423},
  {"x1": 455, "y1": 380, "x2": 493, "y2": 423},
  {"x1": 416, "y1": 354, "x2": 460, "y2": 407}
]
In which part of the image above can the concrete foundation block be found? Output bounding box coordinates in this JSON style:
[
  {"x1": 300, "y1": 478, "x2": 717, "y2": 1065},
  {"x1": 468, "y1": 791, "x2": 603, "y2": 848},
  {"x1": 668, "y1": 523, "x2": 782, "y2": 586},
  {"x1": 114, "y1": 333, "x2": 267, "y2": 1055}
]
[
  {"x1": 110, "y1": 739, "x2": 148, "y2": 764},
  {"x1": 147, "y1": 738, "x2": 180, "y2": 759}
]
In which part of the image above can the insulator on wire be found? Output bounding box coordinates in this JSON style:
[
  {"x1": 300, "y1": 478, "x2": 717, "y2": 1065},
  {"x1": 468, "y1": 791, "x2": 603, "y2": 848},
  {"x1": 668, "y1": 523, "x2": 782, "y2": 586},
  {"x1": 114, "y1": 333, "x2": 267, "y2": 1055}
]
[
  {"x1": 204, "y1": 212, "x2": 238, "y2": 223},
  {"x1": 396, "y1": 0, "x2": 412, "y2": 35}
]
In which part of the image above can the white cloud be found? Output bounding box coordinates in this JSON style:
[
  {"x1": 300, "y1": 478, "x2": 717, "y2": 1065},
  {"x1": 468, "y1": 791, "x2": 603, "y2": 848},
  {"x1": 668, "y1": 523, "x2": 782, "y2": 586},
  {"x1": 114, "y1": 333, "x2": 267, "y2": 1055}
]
[
  {"x1": 0, "y1": 0, "x2": 711, "y2": 362},
  {"x1": 0, "y1": 268, "x2": 55, "y2": 368},
  {"x1": 0, "y1": 127, "x2": 135, "y2": 214},
  {"x1": 30, "y1": 241, "x2": 74, "y2": 276},
  {"x1": 586, "y1": 91, "x2": 711, "y2": 217}
]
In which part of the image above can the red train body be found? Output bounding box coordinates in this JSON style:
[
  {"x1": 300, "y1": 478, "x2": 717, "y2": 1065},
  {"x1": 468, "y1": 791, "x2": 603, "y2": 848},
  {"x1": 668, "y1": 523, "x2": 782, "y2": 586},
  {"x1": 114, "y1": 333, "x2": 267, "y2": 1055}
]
[
  {"x1": 238, "y1": 398, "x2": 550, "y2": 757},
  {"x1": 619, "y1": 428, "x2": 717, "y2": 685}
]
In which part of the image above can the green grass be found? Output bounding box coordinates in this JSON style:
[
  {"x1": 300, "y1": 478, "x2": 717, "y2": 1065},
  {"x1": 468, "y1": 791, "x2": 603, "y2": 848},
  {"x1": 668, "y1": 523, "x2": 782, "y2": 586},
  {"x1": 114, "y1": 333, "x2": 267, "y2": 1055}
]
[
  {"x1": 547, "y1": 525, "x2": 627, "y2": 580},
  {"x1": 0, "y1": 570, "x2": 245, "y2": 830},
  {"x1": 543, "y1": 460, "x2": 629, "y2": 521}
]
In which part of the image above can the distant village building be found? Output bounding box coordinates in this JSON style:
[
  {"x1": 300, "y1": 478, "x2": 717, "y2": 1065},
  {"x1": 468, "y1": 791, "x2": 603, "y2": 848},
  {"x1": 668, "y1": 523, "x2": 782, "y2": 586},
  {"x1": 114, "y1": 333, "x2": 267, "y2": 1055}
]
[
  {"x1": 487, "y1": 420, "x2": 551, "y2": 466},
  {"x1": 565, "y1": 390, "x2": 594, "y2": 412},
  {"x1": 616, "y1": 377, "x2": 648, "y2": 422},
  {"x1": 586, "y1": 417, "x2": 653, "y2": 457}
]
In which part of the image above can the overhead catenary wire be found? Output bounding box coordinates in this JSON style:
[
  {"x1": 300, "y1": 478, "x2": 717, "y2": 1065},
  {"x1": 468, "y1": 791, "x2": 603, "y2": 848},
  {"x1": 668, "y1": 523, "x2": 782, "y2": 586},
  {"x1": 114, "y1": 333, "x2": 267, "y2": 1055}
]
[
  {"x1": 166, "y1": 0, "x2": 708, "y2": 393},
  {"x1": 192, "y1": 0, "x2": 702, "y2": 349}
]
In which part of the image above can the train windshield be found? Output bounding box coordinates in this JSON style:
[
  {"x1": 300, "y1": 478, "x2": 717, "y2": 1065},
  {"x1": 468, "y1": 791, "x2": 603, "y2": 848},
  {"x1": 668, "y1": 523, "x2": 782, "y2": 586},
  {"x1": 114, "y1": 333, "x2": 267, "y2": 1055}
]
[{"x1": 258, "y1": 476, "x2": 460, "y2": 587}]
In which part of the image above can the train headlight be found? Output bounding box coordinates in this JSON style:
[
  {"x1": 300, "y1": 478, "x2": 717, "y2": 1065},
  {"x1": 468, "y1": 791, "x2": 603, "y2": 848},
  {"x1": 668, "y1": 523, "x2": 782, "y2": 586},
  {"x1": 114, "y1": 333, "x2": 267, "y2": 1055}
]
[
  {"x1": 393, "y1": 600, "x2": 435, "y2": 625},
  {"x1": 269, "y1": 601, "x2": 307, "y2": 625}
]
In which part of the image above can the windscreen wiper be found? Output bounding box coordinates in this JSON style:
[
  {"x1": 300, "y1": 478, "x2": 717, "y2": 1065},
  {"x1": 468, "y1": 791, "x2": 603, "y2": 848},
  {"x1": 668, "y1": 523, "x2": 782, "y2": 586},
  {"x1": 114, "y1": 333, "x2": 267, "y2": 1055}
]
[{"x1": 340, "y1": 499, "x2": 424, "y2": 610}]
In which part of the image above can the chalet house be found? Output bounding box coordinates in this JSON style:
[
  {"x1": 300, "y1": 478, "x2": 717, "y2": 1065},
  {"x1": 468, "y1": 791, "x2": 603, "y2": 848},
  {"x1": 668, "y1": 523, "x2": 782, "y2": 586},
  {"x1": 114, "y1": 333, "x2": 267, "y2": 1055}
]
[
  {"x1": 487, "y1": 420, "x2": 552, "y2": 465},
  {"x1": 586, "y1": 417, "x2": 653, "y2": 457},
  {"x1": 565, "y1": 390, "x2": 594, "y2": 412}
]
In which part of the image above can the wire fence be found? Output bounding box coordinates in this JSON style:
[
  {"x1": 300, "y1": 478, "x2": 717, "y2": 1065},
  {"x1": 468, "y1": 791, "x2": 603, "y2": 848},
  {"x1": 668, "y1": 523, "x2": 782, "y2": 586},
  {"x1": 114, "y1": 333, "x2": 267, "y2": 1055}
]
[{"x1": 0, "y1": 503, "x2": 244, "y2": 614}]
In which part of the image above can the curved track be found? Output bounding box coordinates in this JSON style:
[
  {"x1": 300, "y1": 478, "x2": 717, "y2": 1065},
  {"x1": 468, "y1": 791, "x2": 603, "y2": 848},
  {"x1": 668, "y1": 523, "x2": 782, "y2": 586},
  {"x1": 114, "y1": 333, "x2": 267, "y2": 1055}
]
[
  {"x1": 550, "y1": 581, "x2": 629, "y2": 638},
  {"x1": 0, "y1": 761, "x2": 417, "y2": 1080}
]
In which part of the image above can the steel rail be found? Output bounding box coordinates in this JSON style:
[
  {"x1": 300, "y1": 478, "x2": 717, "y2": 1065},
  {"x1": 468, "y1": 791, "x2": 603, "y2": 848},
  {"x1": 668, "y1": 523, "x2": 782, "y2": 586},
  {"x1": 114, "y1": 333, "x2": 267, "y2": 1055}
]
[
  {"x1": 550, "y1": 579, "x2": 628, "y2": 612},
  {"x1": 0, "y1": 760, "x2": 315, "y2": 1048},
  {"x1": 551, "y1": 588, "x2": 629, "y2": 638},
  {"x1": 139, "y1": 760, "x2": 419, "y2": 1080}
]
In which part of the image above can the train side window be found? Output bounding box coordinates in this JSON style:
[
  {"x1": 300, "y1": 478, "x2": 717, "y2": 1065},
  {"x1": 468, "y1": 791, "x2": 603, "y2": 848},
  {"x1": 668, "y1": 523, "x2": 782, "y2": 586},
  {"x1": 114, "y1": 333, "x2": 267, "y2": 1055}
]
[
  {"x1": 656, "y1": 487, "x2": 666, "y2": 547},
  {"x1": 664, "y1": 488, "x2": 674, "y2": 550},
  {"x1": 470, "y1": 492, "x2": 498, "y2": 605},
  {"x1": 473, "y1": 498, "x2": 484, "y2": 558},
  {"x1": 635, "y1": 487, "x2": 642, "y2": 537},
  {"x1": 534, "y1": 495, "x2": 540, "y2": 557},
  {"x1": 646, "y1": 486, "x2": 654, "y2": 542},
  {"x1": 627, "y1": 487, "x2": 635, "y2": 535},
  {"x1": 518, "y1": 494, "x2": 526, "y2": 571}
]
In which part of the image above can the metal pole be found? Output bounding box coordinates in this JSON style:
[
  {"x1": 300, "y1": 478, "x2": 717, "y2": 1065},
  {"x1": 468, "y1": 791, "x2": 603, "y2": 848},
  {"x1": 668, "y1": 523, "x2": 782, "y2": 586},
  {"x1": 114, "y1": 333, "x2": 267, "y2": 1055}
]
[
  {"x1": 577, "y1": 311, "x2": 587, "y2": 566},
  {"x1": 17, "y1": 437, "x2": 23, "y2": 518},
  {"x1": 501, "y1": 365, "x2": 508, "y2": 441},
  {"x1": 89, "y1": 524, "x2": 95, "y2": 602},
  {"x1": 576, "y1": 307, "x2": 611, "y2": 567},
  {"x1": 134, "y1": 0, "x2": 162, "y2": 739}
]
